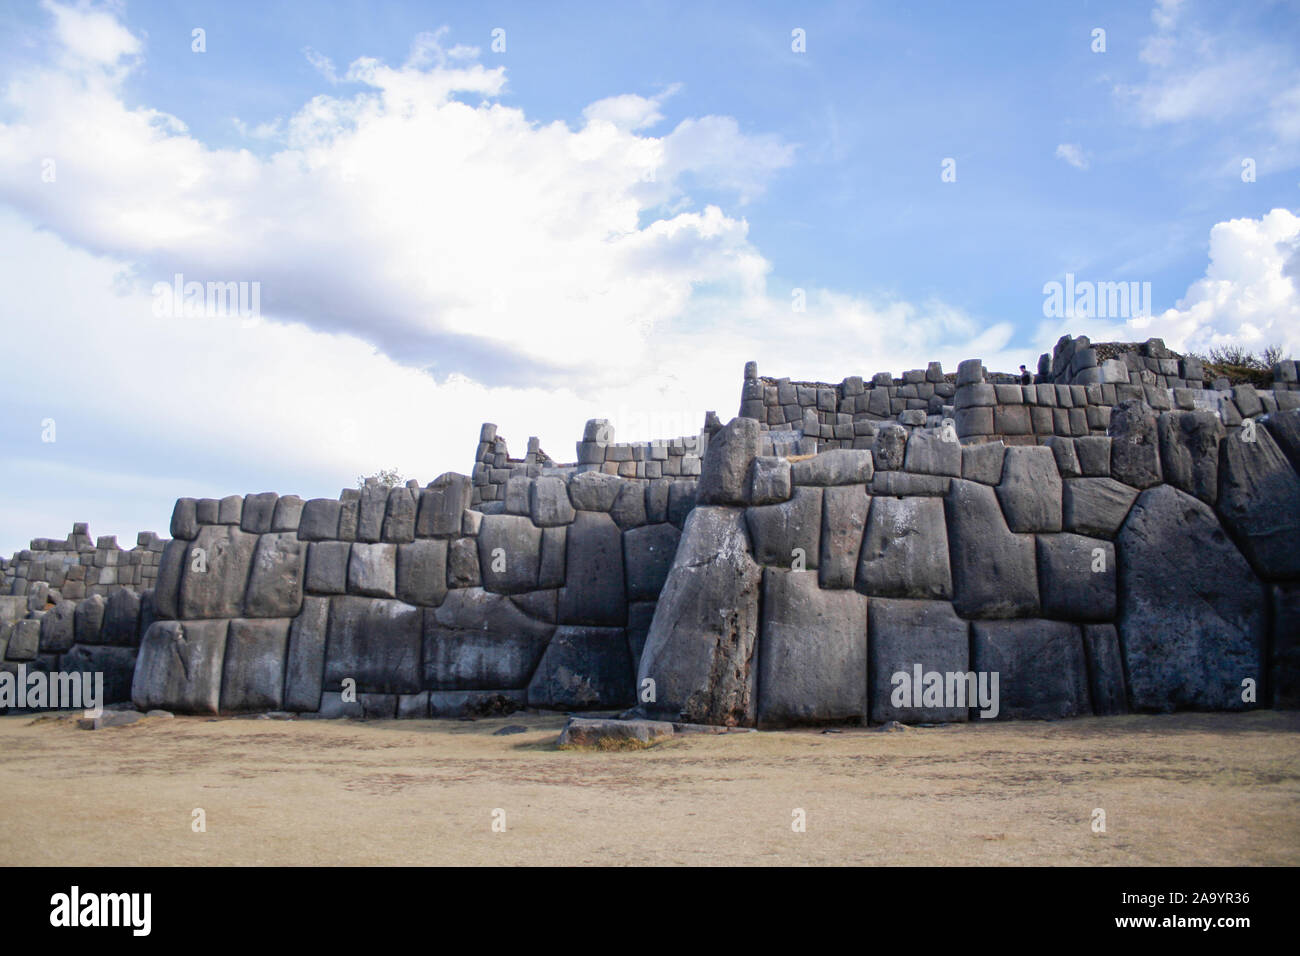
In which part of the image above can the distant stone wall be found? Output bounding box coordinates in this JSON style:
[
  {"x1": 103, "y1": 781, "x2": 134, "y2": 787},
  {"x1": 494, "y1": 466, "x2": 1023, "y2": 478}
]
[{"x1": 2, "y1": 524, "x2": 167, "y2": 601}]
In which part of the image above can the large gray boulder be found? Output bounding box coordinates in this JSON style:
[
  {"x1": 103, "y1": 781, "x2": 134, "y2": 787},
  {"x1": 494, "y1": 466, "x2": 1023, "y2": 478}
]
[
  {"x1": 416, "y1": 473, "x2": 473, "y2": 537},
  {"x1": 220, "y1": 618, "x2": 290, "y2": 712},
  {"x1": 73, "y1": 594, "x2": 105, "y2": 645},
  {"x1": 152, "y1": 538, "x2": 188, "y2": 619},
  {"x1": 100, "y1": 588, "x2": 142, "y2": 645},
  {"x1": 476, "y1": 514, "x2": 542, "y2": 594},
  {"x1": 304, "y1": 541, "x2": 349, "y2": 594},
  {"x1": 241, "y1": 492, "x2": 279, "y2": 534},
  {"x1": 558, "y1": 511, "x2": 626, "y2": 625},
  {"x1": 178, "y1": 525, "x2": 257, "y2": 619},
  {"x1": 623, "y1": 523, "x2": 681, "y2": 601},
  {"x1": 756, "y1": 569, "x2": 867, "y2": 727},
  {"x1": 745, "y1": 486, "x2": 822, "y2": 570},
  {"x1": 284, "y1": 596, "x2": 329, "y2": 712},
  {"x1": 971, "y1": 620, "x2": 1090, "y2": 719},
  {"x1": 996, "y1": 446, "x2": 1062, "y2": 533},
  {"x1": 1216, "y1": 425, "x2": 1300, "y2": 578},
  {"x1": 903, "y1": 430, "x2": 961, "y2": 477},
  {"x1": 297, "y1": 499, "x2": 341, "y2": 541},
  {"x1": 527, "y1": 626, "x2": 634, "y2": 709},
  {"x1": 747, "y1": 456, "x2": 792, "y2": 505},
  {"x1": 568, "y1": 471, "x2": 622, "y2": 512},
  {"x1": 530, "y1": 475, "x2": 575, "y2": 527},
  {"x1": 1117, "y1": 484, "x2": 1266, "y2": 711},
  {"x1": 356, "y1": 484, "x2": 387, "y2": 542},
  {"x1": 868, "y1": 598, "x2": 970, "y2": 724},
  {"x1": 857, "y1": 495, "x2": 952, "y2": 599},
  {"x1": 790, "y1": 449, "x2": 874, "y2": 486},
  {"x1": 1036, "y1": 533, "x2": 1115, "y2": 621},
  {"x1": 872, "y1": 425, "x2": 907, "y2": 471},
  {"x1": 424, "y1": 588, "x2": 554, "y2": 689},
  {"x1": 132, "y1": 619, "x2": 229, "y2": 714},
  {"x1": 170, "y1": 498, "x2": 198, "y2": 540},
  {"x1": 382, "y1": 487, "x2": 418, "y2": 543},
  {"x1": 637, "y1": 506, "x2": 763, "y2": 726},
  {"x1": 323, "y1": 596, "x2": 423, "y2": 695},
  {"x1": 698, "y1": 417, "x2": 760, "y2": 505},
  {"x1": 1062, "y1": 478, "x2": 1139, "y2": 537},
  {"x1": 1109, "y1": 399, "x2": 1163, "y2": 488},
  {"x1": 244, "y1": 532, "x2": 306, "y2": 617},
  {"x1": 347, "y1": 542, "x2": 397, "y2": 598},
  {"x1": 961, "y1": 441, "x2": 1006, "y2": 485},
  {"x1": 610, "y1": 481, "x2": 648, "y2": 530},
  {"x1": 944, "y1": 480, "x2": 1039, "y2": 618},
  {"x1": 1157, "y1": 409, "x2": 1224, "y2": 504},
  {"x1": 60, "y1": 644, "x2": 137, "y2": 705},
  {"x1": 819, "y1": 486, "x2": 870, "y2": 589},
  {"x1": 395, "y1": 539, "x2": 448, "y2": 607},
  {"x1": 1264, "y1": 408, "x2": 1300, "y2": 475},
  {"x1": 1082, "y1": 623, "x2": 1128, "y2": 715},
  {"x1": 38, "y1": 600, "x2": 76, "y2": 653}
]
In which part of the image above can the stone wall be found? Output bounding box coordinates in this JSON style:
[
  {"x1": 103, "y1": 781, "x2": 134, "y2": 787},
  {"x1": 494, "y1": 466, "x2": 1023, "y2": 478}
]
[{"x1": 4, "y1": 333, "x2": 1298, "y2": 724}]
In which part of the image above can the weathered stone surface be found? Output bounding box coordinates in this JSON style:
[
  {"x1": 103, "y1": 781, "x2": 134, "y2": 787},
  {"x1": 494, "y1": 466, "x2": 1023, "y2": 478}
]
[
  {"x1": 427, "y1": 688, "x2": 527, "y2": 718},
  {"x1": 1216, "y1": 425, "x2": 1300, "y2": 578},
  {"x1": 178, "y1": 525, "x2": 257, "y2": 619},
  {"x1": 945, "y1": 479, "x2": 1039, "y2": 618},
  {"x1": 324, "y1": 596, "x2": 423, "y2": 695},
  {"x1": 60, "y1": 644, "x2": 137, "y2": 705},
  {"x1": 1157, "y1": 409, "x2": 1224, "y2": 504},
  {"x1": 1082, "y1": 624, "x2": 1128, "y2": 715},
  {"x1": 73, "y1": 594, "x2": 105, "y2": 645},
  {"x1": 356, "y1": 484, "x2": 387, "y2": 543},
  {"x1": 667, "y1": 480, "x2": 698, "y2": 528},
  {"x1": 1061, "y1": 477, "x2": 1139, "y2": 537},
  {"x1": 557, "y1": 716, "x2": 674, "y2": 748},
  {"x1": 382, "y1": 487, "x2": 418, "y2": 543},
  {"x1": 756, "y1": 569, "x2": 867, "y2": 727},
  {"x1": 624, "y1": 523, "x2": 681, "y2": 601},
  {"x1": 6, "y1": 619, "x2": 40, "y2": 660},
  {"x1": 1118, "y1": 485, "x2": 1266, "y2": 711},
  {"x1": 132, "y1": 620, "x2": 229, "y2": 714},
  {"x1": 747, "y1": 456, "x2": 792, "y2": 505},
  {"x1": 298, "y1": 498, "x2": 341, "y2": 541},
  {"x1": 1074, "y1": 436, "x2": 1111, "y2": 477},
  {"x1": 305, "y1": 541, "x2": 349, "y2": 594},
  {"x1": 347, "y1": 542, "x2": 397, "y2": 598},
  {"x1": 170, "y1": 498, "x2": 198, "y2": 540},
  {"x1": 568, "y1": 471, "x2": 622, "y2": 512},
  {"x1": 416, "y1": 473, "x2": 473, "y2": 538},
  {"x1": 558, "y1": 511, "x2": 626, "y2": 625},
  {"x1": 446, "y1": 538, "x2": 481, "y2": 588},
  {"x1": 645, "y1": 481, "x2": 671, "y2": 524},
  {"x1": 971, "y1": 620, "x2": 1090, "y2": 719},
  {"x1": 220, "y1": 618, "x2": 289, "y2": 712},
  {"x1": 217, "y1": 495, "x2": 243, "y2": 525},
  {"x1": 1272, "y1": 584, "x2": 1300, "y2": 708},
  {"x1": 271, "y1": 495, "x2": 304, "y2": 532},
  {"x1": 819, "y1": 486, "x2": 870, "y2": 589},
  {"x1": 996, "y1": 446, "x2": 1062, "y2": 533},
  {"x1": 527, "y1": 626, "x2": 634, "y2": 709},
  {"x1": 746, "y1": 486, "x2": 822, "y2": 570},
  {"x1": 38, "y1": 600, "x2": 76, "y2": 653},
  {"x1": 626, "y1": 600, "x2": 655, "y2": 666},
  {"x1": 868, "y1": 598, "x2": 970, "y2": 724},
  {"x1": 904, "y1": 430, "x2": 961, "y2": 476},
  {"x1": 610, "y1": 481, "x2": 648, "y2": 530},
  {"x1": 530, "y1": 476, "x2": 575, "y2": 527},
  {"x1": 1042, "y1": 437, "x2": 1081, "y2": 478},
  {"x1": 244, "y1": 532, "x2": 306, "y2": 617},
  {"x1": 868, "y1": 472, "x2": 950, "y2": 496},
  {"x1": 698, "y1": 417, "x2": 760, "y2": 505},
  {"x1": 791, "y1": 449, "x2": 875, "y2": 486},
  {"x1": 476, "y1": 514, "x2": 542, "y2": 594},
  {"x1": 396, "y1": 539, "x2": 448, "y2": 607},
  {"x1": 1036, "y1": 533, "x2": 1115, "y2": 621},
  {"x1": 100, "y1": 588, "x2": 142, "y2": 645},
  {"x1": 424, "y1": 588, "x2": 554, "y2": 689},
  {"x1": 637, "y1": 507, "x2": 763, "y2": 726},
  {"x1": 857, "y1": 496, "x2": 952, "y2": 599},
  {"x1": 960, "y1": 441, "x2": 1006, "y2": 485},
  {"x1": 196, "y1": 498, "x2": 220, "y2": 524},
  {"x1": 283, "y1": 596, "x2": 328, "y2": 712},
  {"x1": 1264, "y1": 408, "x2": 1300, "y2": 475},
  {"x1": 1109, "y1": 399, "x2": 1163, "y2": 488},
  {"x1": 240, "y1": 492, "x2": 279, "y2": 534},
  {"x1": 871, "y1": 425, "x2": 907, "y2": 471}
]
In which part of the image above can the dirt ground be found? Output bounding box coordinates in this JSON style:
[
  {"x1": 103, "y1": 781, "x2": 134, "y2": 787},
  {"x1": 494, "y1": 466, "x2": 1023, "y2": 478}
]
[{"x1": 1, "y1": 709, "x2": 1297, "y2": 866}]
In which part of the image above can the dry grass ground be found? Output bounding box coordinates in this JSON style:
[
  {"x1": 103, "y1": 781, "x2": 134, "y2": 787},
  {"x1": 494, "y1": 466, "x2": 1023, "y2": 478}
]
[{"x1": 1, "y1": 709, "x2": 1297, "y2": 866}]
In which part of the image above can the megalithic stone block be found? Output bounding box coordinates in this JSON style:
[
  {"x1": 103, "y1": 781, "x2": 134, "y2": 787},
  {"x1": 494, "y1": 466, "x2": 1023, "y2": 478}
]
[
  {"x1": 178, "y1": 525, "x2": 257, "y2": 619},
  {"x1": 220, "y1": 618, "x2": 290, "y2": 712},
  {"x1": 284, "y1": 596, "x2": 329, "y2": 712},
  {"x1": 132, "y1": 619, "x2": 229, "y2": 714},
  {"x1": 416, "y1": 473, "x2": 473, "y2": 538},
  {"x1": 944, "y1": 479, "x2": 1039, "y2": 619},
  {"x1": 697, "y1": 417, "x2": 760, "y2": 505},
  {"x1": 244, "y1": 532, "x2": 306, "y2": 618}
]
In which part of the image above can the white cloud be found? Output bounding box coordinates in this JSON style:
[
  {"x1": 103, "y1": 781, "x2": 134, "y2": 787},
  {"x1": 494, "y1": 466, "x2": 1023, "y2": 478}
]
[
  {"x1": 1041, "y1": 208, "x2": 1300, "y2": 358},
  {"x1": 1055, "y1": 143, "x2": 1089, "y2": 170}
]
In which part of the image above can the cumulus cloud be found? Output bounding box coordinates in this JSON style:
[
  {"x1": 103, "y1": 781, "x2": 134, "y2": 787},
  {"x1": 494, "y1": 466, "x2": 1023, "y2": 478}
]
[
  {"x1": 1055, "y1": 143, "x2": 1089, "y2": 170},
  {"x1": 1041, "y1": 208, "x2": 1300, "y2": 358}
]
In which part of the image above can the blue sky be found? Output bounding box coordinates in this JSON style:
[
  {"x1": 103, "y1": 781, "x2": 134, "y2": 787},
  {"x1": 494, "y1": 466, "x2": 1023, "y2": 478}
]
[{"x1": 0, "y1": 0, "x2": 1298, "y2": 556}]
